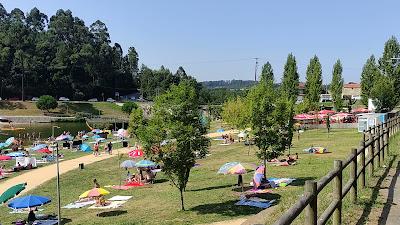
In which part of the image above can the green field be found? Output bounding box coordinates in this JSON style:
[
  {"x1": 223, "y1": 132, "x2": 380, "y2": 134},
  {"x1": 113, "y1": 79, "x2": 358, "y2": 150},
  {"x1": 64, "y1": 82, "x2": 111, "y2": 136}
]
[
  {"x1": 0, "y1": 101, "x2": 125, "y2": 117},
  {"x1": 2, "y1": 127, "x2": 392, "y2": 225}
]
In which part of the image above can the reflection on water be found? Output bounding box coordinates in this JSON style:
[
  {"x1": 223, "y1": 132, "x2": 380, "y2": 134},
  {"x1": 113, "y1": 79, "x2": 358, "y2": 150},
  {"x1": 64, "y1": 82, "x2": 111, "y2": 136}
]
[{"x1": 0, "y1": 122, "x2": 88, "y2": 145}]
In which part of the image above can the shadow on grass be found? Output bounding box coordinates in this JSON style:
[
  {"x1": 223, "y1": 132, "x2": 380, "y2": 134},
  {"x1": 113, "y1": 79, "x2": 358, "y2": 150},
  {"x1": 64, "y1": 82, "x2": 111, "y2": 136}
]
[
  {"x1": 188, "y1": 184, "x2": 233, "y2": 192},
  {"x1": 190, "y1": 193, "x2": 281, "y2": 217},
  {"x1": 355, "y1": 155, "x2": 397, "y2": 225},
  {"x1": 97, "y1": 210, "x2": 128, "y2": 217},
  {"x1": 0, "y1": 101, "x2": 26, "y2": 110},
  {"x1": 153, "y1": 178, "x2": 168, "y2": 184},
  {"x1": 291, "y1": 177, "x2": 317, "y2": 186},
  {"x1": 378, "y1": 160, "x2": 400, "y2": 225}
]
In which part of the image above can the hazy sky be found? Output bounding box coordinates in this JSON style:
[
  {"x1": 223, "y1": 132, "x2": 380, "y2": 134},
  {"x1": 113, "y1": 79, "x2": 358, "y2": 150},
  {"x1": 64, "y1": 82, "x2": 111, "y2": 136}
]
[{"x1": 2, "y1": 0, "x2": 400, "y2": 83}]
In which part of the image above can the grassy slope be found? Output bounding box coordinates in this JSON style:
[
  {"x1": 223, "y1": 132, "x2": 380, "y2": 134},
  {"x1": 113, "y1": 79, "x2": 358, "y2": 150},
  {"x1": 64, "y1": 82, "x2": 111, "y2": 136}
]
[
  {"x1": 0, "y1": 128, "x2": 370, "y2": 225},
  {"x1": 0, "y1": 101, "x2": 124, "y2": 117}
]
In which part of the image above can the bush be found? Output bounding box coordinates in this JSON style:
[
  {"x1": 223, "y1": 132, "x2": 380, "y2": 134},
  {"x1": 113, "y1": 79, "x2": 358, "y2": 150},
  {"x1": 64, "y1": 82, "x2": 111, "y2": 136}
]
[
  {"x1": 36, "y1": 95, "x2": 58, "y2": 112},
  {"x1": 121, "y1": 101, "x2": 138, "y2": 114}
]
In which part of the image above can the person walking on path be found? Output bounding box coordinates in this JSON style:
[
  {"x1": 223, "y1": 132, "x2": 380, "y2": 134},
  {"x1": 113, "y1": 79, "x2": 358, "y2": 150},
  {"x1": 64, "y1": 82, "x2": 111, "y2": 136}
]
[
  {"x1": 107, "y1": 142, "x2": 113, "y2": 155},
  {"x1": 93, "y1": 142, "x2": 99, "y2": 156}
]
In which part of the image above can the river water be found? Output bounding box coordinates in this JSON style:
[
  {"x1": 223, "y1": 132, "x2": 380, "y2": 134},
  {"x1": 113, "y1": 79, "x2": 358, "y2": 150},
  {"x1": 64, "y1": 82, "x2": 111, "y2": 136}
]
[{"x1": 0, "y1": 122, "x2": 88, "y2": 144}]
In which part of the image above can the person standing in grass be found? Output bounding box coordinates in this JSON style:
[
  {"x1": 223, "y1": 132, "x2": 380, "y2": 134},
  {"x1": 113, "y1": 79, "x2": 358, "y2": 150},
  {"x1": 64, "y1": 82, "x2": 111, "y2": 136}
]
[{"x1": 93, "y1": 142, "x2": 99, "y2": 156}]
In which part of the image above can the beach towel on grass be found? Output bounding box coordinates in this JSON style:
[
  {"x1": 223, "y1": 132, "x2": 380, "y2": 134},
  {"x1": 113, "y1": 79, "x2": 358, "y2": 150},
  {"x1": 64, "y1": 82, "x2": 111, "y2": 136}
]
[
  {"x1": 62, "y1": 200, "x2": 96, "y2": 209},
  {"x1": 268, "y1": 178, "x2": 295, "y2": 187},
  {"x1": 108, "y1": 196, "x2": 132, "y2": 201},
  {"x1": 245, "y1": 189, "x2": 272, "y2": 194},
  {"x1": 88, "y1": 200, "x2": 126, "y2": 209},
  {"x1": 235, "y1": 198, "x2": 275, "y2": 209},
  {"x1": 111, "y1": 185, "x2": 131, "y2": 190}
]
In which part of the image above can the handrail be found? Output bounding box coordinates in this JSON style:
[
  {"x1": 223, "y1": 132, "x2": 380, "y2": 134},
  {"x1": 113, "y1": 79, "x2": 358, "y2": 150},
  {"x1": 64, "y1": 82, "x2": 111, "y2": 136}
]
[{"x1": 273, "y1": 115, "x2": 400, "y2": 225}]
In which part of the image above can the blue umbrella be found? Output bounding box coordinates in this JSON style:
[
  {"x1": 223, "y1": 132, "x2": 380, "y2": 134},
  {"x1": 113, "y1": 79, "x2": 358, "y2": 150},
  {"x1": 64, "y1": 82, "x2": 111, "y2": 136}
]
[
  {"x1": 80, "y1": 143, "x2": 91, "y2": 152},
  {"x1": 82, "y1": 135, "x2": 89, "y2": 140},
  {"x1": 120, "y1": 160, "x2": 136, "y2": 168},
  {"x1": 92, "y1": 129, "x2": 102, "y2": 134},
  {"x1": 135, "y1": 160, "x2": 156, "y2": 168},
  {"x1": 31, "y1": 144, "x2": 48, "y2": 151},
  {"x1": 4, "y1": 137, "x2": 15, "y2": 147},
  {"x1": 216, "y1": 128, "x2": 225, "y2": 133},
  {"x1": 8, "y1": 195, "x2": 51, "y2": 209},
  {"x1": 6, "y1": 152, "x2": 25, "y2": 158}
]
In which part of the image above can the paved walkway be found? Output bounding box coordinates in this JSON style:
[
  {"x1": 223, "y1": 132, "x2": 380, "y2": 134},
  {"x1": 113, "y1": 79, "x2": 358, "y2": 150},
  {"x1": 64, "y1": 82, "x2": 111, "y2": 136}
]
[
  {"x1": 381, "y1": 161, "x2": 400, "y2": 224},
  {"x1": 0, "y1": 148, "x2": 130, "y2": 193}
]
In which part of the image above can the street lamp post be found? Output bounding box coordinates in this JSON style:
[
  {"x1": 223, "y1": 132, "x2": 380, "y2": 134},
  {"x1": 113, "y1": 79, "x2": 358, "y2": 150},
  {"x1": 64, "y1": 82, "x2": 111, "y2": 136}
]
[{"x1": 51, "y1": 125, "x2": 61, "y2": 224}]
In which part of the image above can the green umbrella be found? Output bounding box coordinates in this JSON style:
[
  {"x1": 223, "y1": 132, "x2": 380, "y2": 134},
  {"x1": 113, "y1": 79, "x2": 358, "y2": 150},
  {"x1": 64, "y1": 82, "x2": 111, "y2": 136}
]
[{"x1": 0, "y1": 183, "x2": 26, "y2": 204}]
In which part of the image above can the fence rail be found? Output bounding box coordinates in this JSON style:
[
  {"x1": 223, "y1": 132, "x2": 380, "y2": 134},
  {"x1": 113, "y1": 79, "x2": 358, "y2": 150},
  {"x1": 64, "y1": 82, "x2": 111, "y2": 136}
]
[{"x1": 273, "y1": 115, "x2": 400, "y2": 225}]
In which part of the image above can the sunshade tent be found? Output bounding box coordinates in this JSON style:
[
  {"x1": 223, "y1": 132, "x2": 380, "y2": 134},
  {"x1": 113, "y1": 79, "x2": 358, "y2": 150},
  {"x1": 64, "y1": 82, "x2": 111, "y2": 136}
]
[
  {"x1": 79, "y1": 188, "x2": 110, "y2": 198},
  {"x1": 120, "y1": 160, "x2": 136, "y2": 168},
  {"x1": 135, "y1": 160, "x2": 156, "y2": 168},
  {"x1": 55, "y1": 134, "x2": 73, "y2": 141},
  {"x1": 80, "y1": 143, "x2": 91, "y2": 152},
  {"x1": 294, "y1": 114, "x2": 315, "y2": 120},
  {"x1": 0, "y1": 183, "x2": 26, "y2": 204},
  {"x1": 331, "y1": 112, "x2": 353, "y2": 120},
  {"x1": 0, "y1": 155, "x2": 12, "y2": 161},
  {"x1": 31, "y1": 144, "x2": 48, "y2": 151},
  {"x1": 5, "y1": 137, "x2": 15, "y2": 147},
  {"x1": 8, "y1": 195, "x2": 51, "y2": 209},
  {"x1": 318, "y1": 109, "x2": 335, "y2": 115},
  {"x1": 117, "y1": 129, "x2": 129, "y2": 138}
]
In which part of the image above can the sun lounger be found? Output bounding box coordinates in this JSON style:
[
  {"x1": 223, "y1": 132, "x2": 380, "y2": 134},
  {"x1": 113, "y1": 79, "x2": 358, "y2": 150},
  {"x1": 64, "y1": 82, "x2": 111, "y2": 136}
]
[
  {"x1": 88, "y1": 200, "x2": 126, "y2": 209},
  {"x1": 108, "y1": 196, "x2": 132, "y2": 201}
]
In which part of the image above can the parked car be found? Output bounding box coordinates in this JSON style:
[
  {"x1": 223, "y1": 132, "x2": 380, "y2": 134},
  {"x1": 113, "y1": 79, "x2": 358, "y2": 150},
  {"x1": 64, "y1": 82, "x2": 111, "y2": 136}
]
[
  {"x1": 88, "y1": 98, "x2": 98, "y2": 102},
  {"x1": 106, "y1": 98, "x2": 115, "y2": 102},
  {"x1": 31, "y1": 97, "x2": 39, "y2": 101},
  {"x1": 59, "y1": 97, "x2": 70, "y2": 101}
]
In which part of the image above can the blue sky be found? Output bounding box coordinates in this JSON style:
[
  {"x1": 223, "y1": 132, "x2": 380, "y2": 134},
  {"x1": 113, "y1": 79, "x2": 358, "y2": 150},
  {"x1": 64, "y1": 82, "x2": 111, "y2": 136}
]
[{"x1": 2, "y1": 0, "x2": 399, "y2": 83}]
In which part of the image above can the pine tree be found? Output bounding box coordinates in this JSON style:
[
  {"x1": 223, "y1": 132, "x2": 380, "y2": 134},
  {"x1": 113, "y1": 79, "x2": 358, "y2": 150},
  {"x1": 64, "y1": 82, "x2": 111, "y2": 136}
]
[
  {"x1": 260, "y1": 62, "x2": 274, "y2": 83},
  {"x1": 330, "y1": 60, "x2": 344, "y2": 111},
  {"x1": 360, "y1": 55, "x2": 380, "y2": 106}
]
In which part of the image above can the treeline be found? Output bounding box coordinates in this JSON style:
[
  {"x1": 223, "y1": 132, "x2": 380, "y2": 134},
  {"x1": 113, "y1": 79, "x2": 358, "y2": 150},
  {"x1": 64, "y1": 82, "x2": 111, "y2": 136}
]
[{"x1": 201, "y1": 80, "x2": 257, "y2": 89}]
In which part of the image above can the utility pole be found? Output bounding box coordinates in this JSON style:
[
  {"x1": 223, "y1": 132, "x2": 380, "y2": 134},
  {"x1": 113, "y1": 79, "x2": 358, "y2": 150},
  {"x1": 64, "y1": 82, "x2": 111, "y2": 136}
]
[{"x1": 253, "y1": 57, "x2": 259, "y2": 81}]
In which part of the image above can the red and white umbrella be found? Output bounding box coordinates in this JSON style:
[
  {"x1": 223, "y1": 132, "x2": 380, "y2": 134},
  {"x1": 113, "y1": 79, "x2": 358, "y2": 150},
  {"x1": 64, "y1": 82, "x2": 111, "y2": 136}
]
[
  {"x1": 294, "y1": 114, "x2": 315, "y2": 120},
  {"x1": 331, "y1": 112, "x2": 353, "y2": 120},
  {"x1": 352, "y1": 108, "x2": 369, "y2": 114},
  {"x1": 318, "y1": 109, "x2": 335, "y2": 115},
  {"x1": 128, "y1": 149, "x2": 144, "y2": 158}
]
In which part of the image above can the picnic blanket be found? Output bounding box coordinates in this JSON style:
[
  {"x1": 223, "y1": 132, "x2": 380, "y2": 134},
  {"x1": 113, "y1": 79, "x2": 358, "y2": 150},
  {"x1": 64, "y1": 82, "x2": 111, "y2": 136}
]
[
  {"x1": 124, "y1": 182, "x2": 144, "y2": 187},
  {"x1": 62, "y1": 200, "x2": 96, "y2": 209},
  {"x1": 235, "y1": 197, "x2": 275, "y2": 209},
  {"x1": 108, "y1": 196, "x2": 132, "y2": 201},
  {"x1": 9, "y1": 208, "x2": 44, "y2": 214},
  {"x1": 245, "y1": 189, "x2": 272, "y2": 194},
  {"x1": 268, "y1": 178, "x2": 295, "y2": 187},
  {"x1": 32, "y1": 220, "x2": 58, "y2": 225},
  {"x1": 88, "y1": 200, "x2": 126, "y2": 209}
]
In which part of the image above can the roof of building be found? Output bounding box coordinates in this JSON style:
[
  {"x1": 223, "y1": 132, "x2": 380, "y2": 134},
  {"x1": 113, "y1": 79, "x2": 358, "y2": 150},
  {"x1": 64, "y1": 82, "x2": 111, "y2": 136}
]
[
  {"x1": 344, "y1": 82, "x2": 360, "y2": 88},
  {"x1": 298, "y1": 82, "x2": 305, "y2": 89}
]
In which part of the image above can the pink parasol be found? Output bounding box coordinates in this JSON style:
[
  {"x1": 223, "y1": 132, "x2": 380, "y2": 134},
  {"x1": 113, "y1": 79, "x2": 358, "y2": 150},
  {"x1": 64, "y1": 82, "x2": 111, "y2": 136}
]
[
  {"x1": 128, "y1": 149, "x2": 144, "y2": 158},
  {"x1": 294, "y1": 114, "x2": 315, "y2": 120},
  {"x1": 318, "y1": 109, "x2": 335, "y2": 115}
]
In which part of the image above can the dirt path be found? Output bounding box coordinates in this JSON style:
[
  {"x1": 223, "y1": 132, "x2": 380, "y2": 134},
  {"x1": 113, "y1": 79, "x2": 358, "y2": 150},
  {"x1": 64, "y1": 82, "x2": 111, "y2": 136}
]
[
  {"x1": 206, "y1": 130, "x2": 239, "y2": 138},
  {"x1": 0, "y1": 148, "x2": 130, "y2": 193}
]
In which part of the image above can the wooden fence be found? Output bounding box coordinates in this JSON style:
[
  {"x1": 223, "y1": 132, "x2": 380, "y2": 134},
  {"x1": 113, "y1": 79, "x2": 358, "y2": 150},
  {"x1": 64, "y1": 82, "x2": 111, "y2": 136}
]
[{"x1": 273, "y1": 116, "x2": 400, "y2": 225}]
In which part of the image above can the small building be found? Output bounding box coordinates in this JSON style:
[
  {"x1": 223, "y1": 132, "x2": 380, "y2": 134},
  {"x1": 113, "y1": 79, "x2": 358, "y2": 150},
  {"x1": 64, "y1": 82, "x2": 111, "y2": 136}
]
[
  {"x1": 357, "y1": 113, "x2": 388, "y2": 132},
  {"x1": 296, "y1": 82, "x2": 306, "y2": 104},
  {"x1": 343, "y1": 82, "x2": 361, "y2": 99}
]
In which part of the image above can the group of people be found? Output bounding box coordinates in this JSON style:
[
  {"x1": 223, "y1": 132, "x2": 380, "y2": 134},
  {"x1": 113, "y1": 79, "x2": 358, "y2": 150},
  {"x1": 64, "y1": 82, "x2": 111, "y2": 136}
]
[
  {"x1": 268, "y1": 153, "x2": 298, "y2": 166},
  {"x1": 126, "y1": 167, "x2": 156, "y2": 184},
  {"x1": 222, "y1": 134, "x2": 234, "y2": 144},
  {"x1": 93, "y1": 141, "x2": 113, "y2": 156}
]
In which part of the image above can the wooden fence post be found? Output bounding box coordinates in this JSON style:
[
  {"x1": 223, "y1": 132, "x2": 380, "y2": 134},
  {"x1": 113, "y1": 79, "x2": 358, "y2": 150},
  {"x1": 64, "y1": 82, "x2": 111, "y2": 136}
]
[
  {"x1": 305, "y1": 180, "x2": 317, "y2": 225},
  {"x1": 380, "y1": 125, "x2": 385, "y2": 163},
  {"x1": 333, "y1": 160, "x2": 342, "y2": 225},
  {"x1": 351, "y1": 148, "x2": 357, "y2": 203},
  {"x1": 368, "y1": 132, "x2": 374, "y2": 176},
  {"x1": 360, "y1": 137, "x2": 366, "y2": 187},
  {"x1": 376, "y1": 128, "x2": 381, "y2": 168},
  {"x1": 384, "y1": 123, "x2": 389, "y2": 157}
]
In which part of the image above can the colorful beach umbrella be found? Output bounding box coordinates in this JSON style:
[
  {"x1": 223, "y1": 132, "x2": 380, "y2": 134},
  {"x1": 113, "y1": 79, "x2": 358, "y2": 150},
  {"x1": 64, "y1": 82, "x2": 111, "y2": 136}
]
[
  {"x1": 31, "y1": 144, "x2": 48, "y2": 151},
  {"x1": 55, "y1": 134, "x2": 73, "y2": 141},
  {"x1": 120, "y1": 160, "x2": 136, "y2": 168},
  {"x1": 37, "y1": 148, "x2": 52, "y2": 154},
  {"x1": 117, "y1": 129, "x2": 129, "y2": 138},
  {"x1": 218, "y1": 162, "x2": 256, "y2": 175},
  {"x1": 0, "y1": 155, "x2": 12, "y2": 161},
  {"x1": 318, "y1": 109, "x2": 335, "y2": 115},
  {"x1": 294, "y1": 114, "x2": 315, "y2": 120},
  {"x1": 128, "y1": 149, "x2": 144, "y2": 158},
  {"x1": 8, "y1": 195, "x2": 51, "y2": 209},
  {"x1": 135, "y1": 160, "x2": 156, "y2": 168},
  {"x1": 79, "y1": 188, "x2": 110, "y2": 198},
  {"x1": 6, "y1": 152, "x2": 25, "y2": 158},
  {"x1": 0, "y1": 183, "x2": 26, "y2": 204}
]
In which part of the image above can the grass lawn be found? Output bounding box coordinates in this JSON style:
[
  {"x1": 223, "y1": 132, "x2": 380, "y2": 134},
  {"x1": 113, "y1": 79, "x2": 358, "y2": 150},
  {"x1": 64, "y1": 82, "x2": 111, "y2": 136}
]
[
  {"x1": 0, "y1": 128, "x2": 395, "y2": 225},
  {"x1": 0, "y1": 101, "x2": 124, "y2": 117}
]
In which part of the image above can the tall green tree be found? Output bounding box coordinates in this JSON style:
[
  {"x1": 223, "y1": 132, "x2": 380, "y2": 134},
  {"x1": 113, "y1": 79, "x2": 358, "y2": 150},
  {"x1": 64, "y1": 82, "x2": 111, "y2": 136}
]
[
  {"x1": 305, "y1": 55, "x2": 322, "y2": 104},
  {"x1": 281, "y1": 53, "x2": 299, "y2": 103},
  {"x1": 371, "y1": 74, "x2": 397, "y2": 112},
  {"x1": 260, "y1": 62, "x2": 274, "y2": 83},
  {"x1": 221, "y1": 96, "x2": 251, "y2": 130},
  {"x1": 330, "y1": 59, "x2": 344, "y2": 111},
  {"x1": 136, "y1": 81, "x2": 209, "y2": 210},
  {"x1": 378, "y1": 36, "x2": 400, "y2": 98},
  {"x1": 360, "y1": 55, "x2": 380, "y2": 106}
]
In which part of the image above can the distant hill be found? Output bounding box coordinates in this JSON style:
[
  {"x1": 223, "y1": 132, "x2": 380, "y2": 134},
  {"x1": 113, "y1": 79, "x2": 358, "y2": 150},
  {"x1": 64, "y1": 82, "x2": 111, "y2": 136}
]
[{"x1": 201, "y1": 80, "x2": 257, "y2": 89}]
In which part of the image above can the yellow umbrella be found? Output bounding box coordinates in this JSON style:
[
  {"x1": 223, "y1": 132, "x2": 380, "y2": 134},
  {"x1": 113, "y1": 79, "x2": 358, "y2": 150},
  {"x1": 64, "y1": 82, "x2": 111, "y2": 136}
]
[{"x1": 79, "y1": 188, "x2": 110, "y2": 199}]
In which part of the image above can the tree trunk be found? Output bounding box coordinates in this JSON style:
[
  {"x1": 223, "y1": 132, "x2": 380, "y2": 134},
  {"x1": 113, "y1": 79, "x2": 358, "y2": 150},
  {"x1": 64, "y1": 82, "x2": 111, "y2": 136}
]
[
  {"x1": 180, "y1": 188, "x2": 185, "y2": 211},
  {"x1": 263, "y1": 156, "x2": 267, "y2": 178}
]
